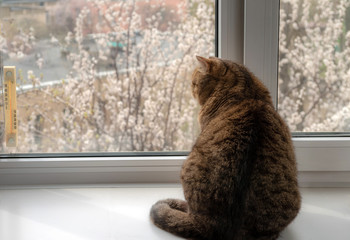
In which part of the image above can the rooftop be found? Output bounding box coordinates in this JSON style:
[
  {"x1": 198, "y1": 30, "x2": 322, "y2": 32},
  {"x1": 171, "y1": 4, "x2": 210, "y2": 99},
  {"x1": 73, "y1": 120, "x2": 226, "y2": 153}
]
[{"x1": 1, "y1": 0, "x2": 57, "y2": 4}]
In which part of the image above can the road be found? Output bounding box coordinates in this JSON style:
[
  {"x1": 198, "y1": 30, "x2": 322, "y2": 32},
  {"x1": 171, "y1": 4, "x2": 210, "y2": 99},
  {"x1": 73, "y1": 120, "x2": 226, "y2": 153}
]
[{"x1": 3, "y1": 39, "x2": 70, "y2": 84}]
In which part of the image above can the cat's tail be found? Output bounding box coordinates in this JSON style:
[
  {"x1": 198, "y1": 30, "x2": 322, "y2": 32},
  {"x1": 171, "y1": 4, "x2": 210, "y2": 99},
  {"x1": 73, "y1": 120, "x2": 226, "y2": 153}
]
[{"x1": 150, "y1": 199, "x2": 203, "y2": 239}]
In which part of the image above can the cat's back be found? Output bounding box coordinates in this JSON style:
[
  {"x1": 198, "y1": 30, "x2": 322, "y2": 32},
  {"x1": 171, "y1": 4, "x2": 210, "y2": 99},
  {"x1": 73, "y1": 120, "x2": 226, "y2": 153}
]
[
  {"x1": 241, "y1": 100, "x2": 301, "y2": 238},
  {"x1": 182, "y1": 100, "x2": 274, "y2": 214},
  {"x1": 184, "y1": 99, "x2": 301, "y2": 237},
  {"x1": 181, "y1": 100, "x2": 261, "y2": 213}
]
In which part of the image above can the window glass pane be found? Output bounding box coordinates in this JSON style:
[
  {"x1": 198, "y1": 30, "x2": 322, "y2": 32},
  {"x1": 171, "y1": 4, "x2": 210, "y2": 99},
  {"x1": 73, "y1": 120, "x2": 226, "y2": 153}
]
[
  {"x1": 278, "y1": 0, "x2": 350, "y2": 133},
  {"x1": 0, "y1": 0, "x2": 215, "y2": 153}
]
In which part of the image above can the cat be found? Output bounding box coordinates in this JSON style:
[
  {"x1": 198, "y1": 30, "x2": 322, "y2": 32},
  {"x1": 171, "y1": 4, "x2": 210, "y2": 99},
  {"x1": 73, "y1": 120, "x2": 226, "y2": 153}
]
[{"x1": 150, "y1": 56, "x2": 301, "y2": 240}]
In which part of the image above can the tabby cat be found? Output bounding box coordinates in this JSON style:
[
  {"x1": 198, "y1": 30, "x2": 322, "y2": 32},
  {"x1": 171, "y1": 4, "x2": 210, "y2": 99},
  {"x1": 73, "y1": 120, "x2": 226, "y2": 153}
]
[{"x1": 150, "y1": 56, "x2": 301, "y2": 240}]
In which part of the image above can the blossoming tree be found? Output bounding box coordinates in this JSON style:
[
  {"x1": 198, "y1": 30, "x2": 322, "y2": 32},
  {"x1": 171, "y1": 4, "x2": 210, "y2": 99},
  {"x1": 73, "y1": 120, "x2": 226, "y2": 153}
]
[
  {"x1": 279, "y1": 0, "x2": 350, "y2": 132},
  {"x1": 3, "y1": 0, "x2": 350, "y2": 153},
  {"x1": 1, "y1": 0, "x2": 215, "y2": 152}
]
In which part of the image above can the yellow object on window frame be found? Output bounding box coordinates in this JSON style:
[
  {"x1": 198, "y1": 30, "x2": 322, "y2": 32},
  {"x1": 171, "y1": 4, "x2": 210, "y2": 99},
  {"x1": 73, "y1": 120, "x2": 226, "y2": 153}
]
[{"x1": 3, "y1": 66, "x2": 17, "y2": 147}]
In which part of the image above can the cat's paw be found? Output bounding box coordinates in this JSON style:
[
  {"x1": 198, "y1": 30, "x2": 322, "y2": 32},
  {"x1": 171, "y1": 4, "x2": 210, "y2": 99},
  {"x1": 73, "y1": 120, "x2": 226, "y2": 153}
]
[{"x1": 153, "y1": 198, "x2": 188, "y2": 212}]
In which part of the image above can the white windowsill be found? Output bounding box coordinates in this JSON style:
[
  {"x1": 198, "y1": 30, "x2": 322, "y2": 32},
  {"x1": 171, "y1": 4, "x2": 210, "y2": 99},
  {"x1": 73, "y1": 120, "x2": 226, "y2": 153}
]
[
  {"x1": 2, "y1": 137, "x2": 350, "y2": 187},
  {"x1": 0, "y1": 184, "x2": 349, "y2": 240}
]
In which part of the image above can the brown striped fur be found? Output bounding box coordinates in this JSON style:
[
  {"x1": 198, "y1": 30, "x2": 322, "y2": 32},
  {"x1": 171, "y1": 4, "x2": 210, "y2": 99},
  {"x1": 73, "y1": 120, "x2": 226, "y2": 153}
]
[{"x1": 150, "y1": 56, "x2": 301, "y2": 240}]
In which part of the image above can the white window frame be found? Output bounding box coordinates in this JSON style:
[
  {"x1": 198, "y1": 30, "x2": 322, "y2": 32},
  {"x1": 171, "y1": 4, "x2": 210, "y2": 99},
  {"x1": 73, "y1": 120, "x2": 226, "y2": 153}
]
[
  {"x1": 1, "y1": 0, "x2": 349, "y2": 188},
  {"x1": 244, "y1": 0, "x2": 350, "y2": 187}
]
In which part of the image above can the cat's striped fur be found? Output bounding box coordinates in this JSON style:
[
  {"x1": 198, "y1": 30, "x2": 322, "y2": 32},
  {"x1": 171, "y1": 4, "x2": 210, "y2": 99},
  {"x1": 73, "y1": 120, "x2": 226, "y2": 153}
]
[{"x1": 150, "y1": 56, "x2": 301, "y2": 240}]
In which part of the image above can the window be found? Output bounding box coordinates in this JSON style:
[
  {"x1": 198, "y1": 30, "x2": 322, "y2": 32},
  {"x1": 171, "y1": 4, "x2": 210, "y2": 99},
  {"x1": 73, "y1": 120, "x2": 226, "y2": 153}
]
[
  {"x1": 0, "y1": 0, "x2": 215, "y2": 154},
  {"x1": 0, "y1": 0, "x2": 349, "y2": 187},
  {"x1": 279, "y1": 0, "x2": 350, "y2": 133},
  {"x1": 245, "y1": 0, "x2": 350, "y2": 187}
]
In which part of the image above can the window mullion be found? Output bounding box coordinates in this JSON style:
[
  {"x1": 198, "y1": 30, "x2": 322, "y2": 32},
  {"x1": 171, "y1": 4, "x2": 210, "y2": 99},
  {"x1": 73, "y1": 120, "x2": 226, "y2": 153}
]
[
  {"x1": 244, "y1": 0, "x2": 280, "y2": 108},
  {"x1": 218, "y1": 0, "x2": 244, "y2": 63}
]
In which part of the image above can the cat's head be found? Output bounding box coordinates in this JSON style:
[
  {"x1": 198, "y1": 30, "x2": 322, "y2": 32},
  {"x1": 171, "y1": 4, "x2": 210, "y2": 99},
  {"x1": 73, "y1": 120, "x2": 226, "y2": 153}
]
[{"x1": 191, "y1": 56, "x2": 272, "y2": 106}]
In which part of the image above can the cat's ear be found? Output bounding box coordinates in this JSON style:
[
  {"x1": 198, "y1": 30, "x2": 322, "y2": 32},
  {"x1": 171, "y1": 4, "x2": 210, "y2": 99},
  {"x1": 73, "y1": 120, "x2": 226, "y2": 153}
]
[
  {"x1": 196, "y1": 56, "x2": 211, "y2": 73},
  {"x1": 221, "y1": 62, "x2": 228, "y2": 76}
]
